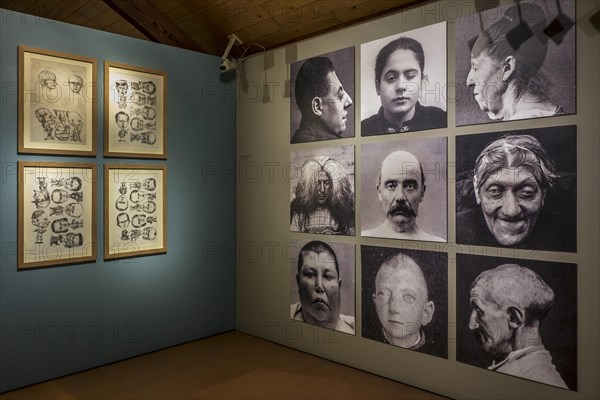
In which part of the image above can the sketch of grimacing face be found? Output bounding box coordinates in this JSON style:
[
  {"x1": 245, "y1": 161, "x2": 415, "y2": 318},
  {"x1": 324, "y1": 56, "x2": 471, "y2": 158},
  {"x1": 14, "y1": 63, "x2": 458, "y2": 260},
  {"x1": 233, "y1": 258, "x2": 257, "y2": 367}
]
[
  {"x1": 38, "y1": 70, "x2": 57, "y2": 89},
  {"x1": 116, "y1": 212, "x2": 130, "y2": 229},
  {"x1": 142, "y1": 226, "x2": 157, "y2": 240},
  {"x1": 66, "y1": 203, "x2": 83, "y2": 218},
  {"x1": 68, "y1": 75, "x2": 83, "y2": 93},
  {"x1": 141, "y1": 201, "x2": 156, "y2": 214},
  {"x1": 63, "y1": 233, "x2": 83, "y2": 248},
  {"x1": 51, "y1": 189, "x2": 72, "y2": 203},
  {"x1": 64, "y1": 177, "x2": 82, "y2": 191},
  {"x1": 141, "y1": 106, "x2": 156, "y2": 120},
  {"x1": 131, "y1": 214, "x2": 147, "y2": 228},
  {"x1": 54, "y1": 122, "x2": 70, "y2": 141},
  {"x1": 67, "y1": 112, "x2": 83, "y2": 128},
  {"x1": 115, "y1": 80, "x2": 128, "y2": 95},
  {"x1": 131, "y1": 118, "x2": 144, "y2": 131},
  {"x1": 32, "y1": 189, "x2": 51, "y2": 209},
  {"x1": 143, "y1": 178, "x2": 156, "y2": 191},
  {"x1": 142, "y1": 81, "x2": 156, "y2": 94},
  {"x1": 31, "y1": 210, "x2": 50, "y2": 228},
  {"x1": 116, "y1": 112, "x2": 129, "y2": 129},
  {"x1": 35, "y1": 108, "x2": 53, "y2": 122},
  {"x1": 51, "y1": 218, "x2": 70, "y2": 234},
  {"x1": 115, "y1": 194, "x2": 129, "y2": 211}
]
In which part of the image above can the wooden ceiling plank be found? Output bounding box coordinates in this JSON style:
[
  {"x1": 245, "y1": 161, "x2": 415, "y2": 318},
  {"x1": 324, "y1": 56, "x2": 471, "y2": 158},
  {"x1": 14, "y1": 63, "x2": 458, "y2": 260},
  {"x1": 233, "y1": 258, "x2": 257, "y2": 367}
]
[
  {"x1": 335, "y1": 0, "x2": 419, "y2": 23},
  {"x1": 81, "y1": 2, "x2": 121, "y2": 29},
  {"x1": 148, "y1": 0, "x2": 188, "y2": 14},
  {"x1": 43, "y1": 0, "x2": 87, "y2": 22},
  {"x1": 68, "y1": 0, "x2": 106, "y2": 26},
  {"x1": 102, "y1": 0, "x2": 205, "y2": 52},
  {"x1": 271, "y1": 0, "x2": 358, "y2": 31},
  {"x1": 186, "y1": 0, "x2": 272, "y2": 36},
  {"x1": 165, "y1": 0, "x2": 227, "y2": 23}
]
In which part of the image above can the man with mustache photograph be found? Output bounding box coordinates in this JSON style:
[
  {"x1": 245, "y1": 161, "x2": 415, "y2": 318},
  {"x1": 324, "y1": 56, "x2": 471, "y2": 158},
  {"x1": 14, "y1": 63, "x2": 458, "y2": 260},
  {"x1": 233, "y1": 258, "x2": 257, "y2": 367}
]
[
  {"x1": 291, "y1": 240, "x2": 355, "y2": 334},
  {"x1": 362, "y1": 148, "x2": 445, "y2": 242}
]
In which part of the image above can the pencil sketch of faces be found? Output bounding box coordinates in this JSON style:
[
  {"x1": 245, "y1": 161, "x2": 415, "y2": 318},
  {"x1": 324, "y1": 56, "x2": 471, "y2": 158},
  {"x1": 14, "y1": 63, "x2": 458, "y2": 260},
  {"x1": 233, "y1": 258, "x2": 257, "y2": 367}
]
[
  {"x1": 143, "y1": 178, "x2": 156, "y2": 191},
  {"x1": 50, "y1": 205, "x2": 63, "y2": 216},
  {"x1": 121, "y1": 230, "x2": 129, "y2": 240},
  {"x1": 50, "y1": 233, "x2": 83, "y2": 248},
  {"x1": 51, "y1": 218, "x2": 70, "y2": 233},
  {"x1": 32, "y1": 188, "x2": 50, "y2": 209},
  {"x1": 68, "y1": 75, "x2": 83, "y2": 94},
  {"x1": 131, "y1": 214, "x2": 147, "y2": 228},
  {"x1": 52, "y1": 189, "x2": 83, "y2": 203},
  {"x1": 142, "y1": 226, "x2": 157, "y2": 240},
  {"x1": 116, "y1": 212, "x2": 130, "y2": 229},
  {"x1": 131, "y1": 81, "x2": 156, "y2": 95},
  {"x1": 31, "y1": 210, "x2": 50, "y2": 229},
  {"x1": 130, "y1": 229, "x2": 141, "y2": 241},
  {"x1": 144, "y1": 121, "x2": 156, "y2": 130},
  {"x1": 52, "y1": 177, "x2": 82, "y2": 191},
  {"x1": 130, "y1": 106, "x2": 156, "y2": 120},
  {"x1": 131, "y1": 117, "x2": 144, "y2": 131},
  {"x1": 119, "y1": 183, "x2": 128, "y2": 195},
  {"x1": 38, "y1": 70, "x2": 57, "y2": 90},
  {"x1": 115, "y1": 80, "x2": 128, "y2": 108},
  {"x1": 65, "y1": 202, "x2": 83, "y2": 218},
  {"x1": 130, "y1": 190, "x2": 156, "y2": 203},
  {"x1": 131, "y1": 132, "x2": 156, "y2": 145},
  {"x1": 115, "y1": 194, "x2": 129, "y2": 211},
  {"x1": 35, "y1": 108, "x2": 56, "y2": 140},
  {"x1": 69, "y1": 219, "x2": 83, "y2": 229},
  {"x1": 130, "y1": 92, "x2": 156, "y2": 107},
  {"x1": 131, "y1": 201, "x2": 156, "y2": 214}
]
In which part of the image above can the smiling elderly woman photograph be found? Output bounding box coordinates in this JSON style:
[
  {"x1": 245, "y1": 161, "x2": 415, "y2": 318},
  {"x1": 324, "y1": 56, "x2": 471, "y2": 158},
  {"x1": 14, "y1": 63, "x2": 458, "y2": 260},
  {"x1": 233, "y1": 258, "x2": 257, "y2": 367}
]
[
  {"x1": 455, "y1": 0, "x2": 575, "y2": 126},
  {"x1": 360, "y1": 22, "x2": 447, "y2": 135},
  {"x1": 455, "y1": 126, "x2": 576, "y2": 252},
  {"x1": 290, "y1": 240, "x2": 355, "y2": 335}
]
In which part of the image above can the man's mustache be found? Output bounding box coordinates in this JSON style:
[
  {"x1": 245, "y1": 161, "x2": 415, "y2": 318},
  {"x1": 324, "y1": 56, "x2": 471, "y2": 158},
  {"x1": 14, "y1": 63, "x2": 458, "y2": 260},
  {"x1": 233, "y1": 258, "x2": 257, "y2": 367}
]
[{"x1": 387, "y1": 200, "x2": 416, "y2": 218}]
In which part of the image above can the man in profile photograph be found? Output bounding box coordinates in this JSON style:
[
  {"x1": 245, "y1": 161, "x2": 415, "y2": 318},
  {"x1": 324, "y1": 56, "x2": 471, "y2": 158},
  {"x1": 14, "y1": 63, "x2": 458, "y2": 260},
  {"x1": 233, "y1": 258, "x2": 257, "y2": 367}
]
[
  {"x1": 290, "y1": 47, "x2": 355, "y2": 143},
  {"x1": 291, "y1": 240, "x2": 355, "y2": 334}
]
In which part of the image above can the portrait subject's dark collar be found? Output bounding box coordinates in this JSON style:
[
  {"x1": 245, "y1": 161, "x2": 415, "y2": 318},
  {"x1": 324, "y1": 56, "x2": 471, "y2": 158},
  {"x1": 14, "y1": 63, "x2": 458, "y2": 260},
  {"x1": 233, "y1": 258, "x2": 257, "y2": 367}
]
[{"x1": 291, "y1": 118, "x2": 340, "y2": 143}]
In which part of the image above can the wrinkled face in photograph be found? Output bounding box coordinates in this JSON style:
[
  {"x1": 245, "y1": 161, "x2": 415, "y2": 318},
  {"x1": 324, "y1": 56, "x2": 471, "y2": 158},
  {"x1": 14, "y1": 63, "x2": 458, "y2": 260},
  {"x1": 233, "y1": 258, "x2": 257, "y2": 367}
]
[
  {"x1": 116, "y1": 212, "x2": 130, "y2": 229},
  {"x1": 318, "y1": 71, "x2": 353, "y2": 136},
  {"x1": 466, "y1": 47, "x2": 505, "y2": 119},
  {"x1": 477, "y1": 167, "x2": 545, "y2": 246},
  {"x1": 373, "y1": 260, "x2": 433, "y2": 347},
  {"x1": 377, "y1": 49, "x2": 422, "y2": 119},
  {"x1": 68, "y1": 75, "x2": 83, "y2": 93},
  {"x1": 469, "y1": 283, "x2": 512, "y2": 357},
  {"x1": 315, "y1": 170, "x2": 332, "y2": 206},
  {"x1": 296, "y1": 249, "x2": 341, "y2": 328},
  {"x1": 377, "y1": 151, "x2": 425, "y2": 231}
]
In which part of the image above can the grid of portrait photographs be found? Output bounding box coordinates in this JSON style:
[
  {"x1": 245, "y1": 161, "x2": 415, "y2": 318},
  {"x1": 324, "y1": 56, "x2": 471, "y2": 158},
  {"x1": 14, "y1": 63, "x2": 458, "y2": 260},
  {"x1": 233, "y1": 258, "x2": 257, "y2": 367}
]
[
  {"x1": 287, "y1": 0, "x2": 580, "y2": 393},
  {"x1": 455, "y1": 0, "x2": 576, "y2": 126},
  {"x1": 361, "y1": 245, "x2": 447, "y2": 359},
  {"x1": 289, "y1": 145, "x2": 355, "y2": 236},
  {"x1": 290, "y1": 46, "x2": 355, "y2": 143},
  {"x1": 290, "y1": 239, "x2": 356, "y2": 335},
  {"x1": 456, "y1": 253, "x2": 577, "y2": 391}
]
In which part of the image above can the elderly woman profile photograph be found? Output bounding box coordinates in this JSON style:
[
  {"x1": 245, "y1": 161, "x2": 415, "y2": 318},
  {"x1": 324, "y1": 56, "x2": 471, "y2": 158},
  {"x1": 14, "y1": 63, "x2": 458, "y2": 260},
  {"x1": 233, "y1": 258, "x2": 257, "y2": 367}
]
[
  {"x1": 456, "y1": 1, "x2": 575, "y2": 125},
  {"x1": 455, "y1": 127, "x2": 576, "y2": 252},
  {"x1": 361, "y1": 23, "x2": 447, "y2": 135}
]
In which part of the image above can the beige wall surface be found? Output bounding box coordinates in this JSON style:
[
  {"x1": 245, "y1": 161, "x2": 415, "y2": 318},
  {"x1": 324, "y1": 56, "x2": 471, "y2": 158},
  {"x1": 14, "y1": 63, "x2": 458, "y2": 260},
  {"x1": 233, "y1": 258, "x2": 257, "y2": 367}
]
[{"x1": 236, "y1": 1, "x2": 599, "y2": 399}]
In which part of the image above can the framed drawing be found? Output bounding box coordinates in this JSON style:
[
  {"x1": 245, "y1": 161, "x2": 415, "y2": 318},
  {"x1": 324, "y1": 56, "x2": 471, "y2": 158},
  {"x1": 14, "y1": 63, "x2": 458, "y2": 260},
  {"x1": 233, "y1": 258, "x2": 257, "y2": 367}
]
[
  {"x1": 104, "y1": 163, "x2": 167, "y2": 260},
  {"x1": 18, "y1": 46, "x2": 97, "y2": 156},
  {"x1": 18, "y1": 161, "x2": 97, "y2": 269},
  {"x1": 104, "y1": 61, "x2": 167, "y2": 159}
]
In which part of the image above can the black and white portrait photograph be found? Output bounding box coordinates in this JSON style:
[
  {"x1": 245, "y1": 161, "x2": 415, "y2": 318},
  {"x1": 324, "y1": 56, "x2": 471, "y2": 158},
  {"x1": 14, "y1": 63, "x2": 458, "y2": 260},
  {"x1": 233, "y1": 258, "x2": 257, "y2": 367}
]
[
  {"x1": 290, "y1": 240, "x2": 355, "y2": 335},
  {"x1": 455, "y1": 0, "x2": 576, "y2": 126},
  {"x1": 456, "y1": 253, "x2": 577, "y2": 390},
  {"x1": 360, "y1": 22, "x2": 447, "y2": 136},
  {"x1": 290, "y1": 46, "x2": 355, "y2": 143},
  {"x1": 290, "y1": 145, "x2": 355, "y2": 235},
  {"x1": 361, "y1": 245, "x2": 447, "y2": 359},
  {"x1": 361, "y1": 137, "x2": 447, "y2": 242},
  {"x1": 18, "y1": 161, "x2": 97, "y2": 269},
  {"x1": 455, "y1": 125, "x2": 576, "y2": 252},
  {"x1": 19, "y1": 46, "x2": 96, "y2": 156}
]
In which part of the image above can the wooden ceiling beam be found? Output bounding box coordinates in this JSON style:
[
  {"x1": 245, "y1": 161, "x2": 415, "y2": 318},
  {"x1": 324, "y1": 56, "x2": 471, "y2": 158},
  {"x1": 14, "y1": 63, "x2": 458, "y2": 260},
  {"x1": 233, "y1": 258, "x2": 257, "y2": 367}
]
[{"x1": 101, "y1": 0, "x2": 205, "y2": 52}]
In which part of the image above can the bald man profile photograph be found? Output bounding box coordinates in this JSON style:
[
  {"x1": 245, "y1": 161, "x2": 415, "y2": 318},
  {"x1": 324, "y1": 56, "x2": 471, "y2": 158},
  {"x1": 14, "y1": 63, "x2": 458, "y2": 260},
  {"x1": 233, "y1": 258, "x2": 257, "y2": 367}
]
[
  {"x1": 362, "y1": 246, "x2": 447, "y2": 359},
  {"x1": 457, "y1": 254, "x2": 577, "y2": 390},
  {"x1": 361, "y1": 138, "x2": 447, "y2": 242}
]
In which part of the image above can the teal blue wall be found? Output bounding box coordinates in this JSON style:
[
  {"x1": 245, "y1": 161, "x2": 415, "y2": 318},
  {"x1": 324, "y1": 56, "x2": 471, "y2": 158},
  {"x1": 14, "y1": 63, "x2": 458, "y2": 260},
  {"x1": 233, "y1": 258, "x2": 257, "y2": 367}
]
[{"x1": 0, "y1": 9, "x2": 236, "y2": 392}]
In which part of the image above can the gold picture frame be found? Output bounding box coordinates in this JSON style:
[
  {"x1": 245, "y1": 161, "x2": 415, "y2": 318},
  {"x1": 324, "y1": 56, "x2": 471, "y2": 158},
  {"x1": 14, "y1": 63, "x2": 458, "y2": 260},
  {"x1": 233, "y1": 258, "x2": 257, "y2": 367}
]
[
  {"x1": 104, "y1": 61, "x2": 167, "y2": 159},
  {"x1": 18, "y1": 46, "x2": 98, "y2": 156},
  {"x1": 18, "y1": 161, "x2": 98, "y2": 269},
  {"x1": 104, "y1": 163, "x2": 167, "y2": 259}
]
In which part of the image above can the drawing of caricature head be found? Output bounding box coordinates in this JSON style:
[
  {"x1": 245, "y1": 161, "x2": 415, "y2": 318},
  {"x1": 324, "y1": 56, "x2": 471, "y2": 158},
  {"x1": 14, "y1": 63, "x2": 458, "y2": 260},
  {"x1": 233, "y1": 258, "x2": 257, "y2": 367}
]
[
  {"x1": 141, "y1": 106, "x2": 156, "y2": 120},
  {"x1": 68, "y1": 75, "x2": 83, "y2": 94},
  {"x1": 141, "y1": 81, "x2": 156, "y2": 95},
  {"x1": 32, "y1": 189, "x2": 51, "y2": 209},
  {"x1": 38, "y1": 70, "x2": 57, "y2": 89},
  {"x1": 31, "y1": 210, "x2": 50, "y2": 228},
  {"x1": 66, "y1": 203, "x2": 84, "y2": 218},
  {"x1": 142, "y1": 226, "x2": 157, "y2": 240},
  {"x1": 115, "y1": 80, "x2": 128, "y2": 95},
  {"x1": 116, "y1": 194, "x2": 129, "y2": 211},
  {"x1": 131, "y1": 117, "x2": 144, "y2": 131},
  {"x1": 35, "y1": 108, "x2": 53, "y2": 123},
  {"x1": 67, "y1": 111, "x2": 83, "y2": 128},
  {"x1": 143, "y1": 178, "x2": 156, "y2": 191}
]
